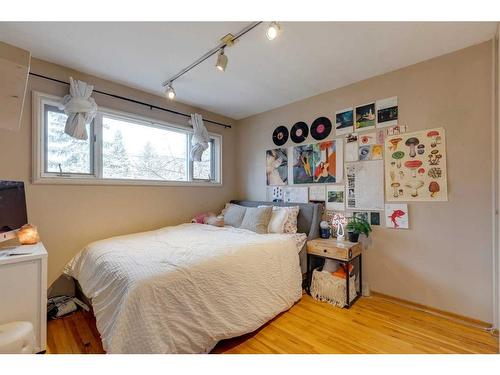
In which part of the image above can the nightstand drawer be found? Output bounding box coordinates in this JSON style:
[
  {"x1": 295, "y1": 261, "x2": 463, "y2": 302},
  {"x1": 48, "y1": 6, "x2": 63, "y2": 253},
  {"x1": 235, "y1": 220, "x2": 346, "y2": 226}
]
[{"x1": 307, "y1": 240, "x2": 361, "y2": 260}]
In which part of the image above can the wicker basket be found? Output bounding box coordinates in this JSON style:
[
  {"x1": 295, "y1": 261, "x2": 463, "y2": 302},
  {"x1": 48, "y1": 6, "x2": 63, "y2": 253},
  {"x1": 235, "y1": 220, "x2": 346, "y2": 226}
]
[{"x1": 310, "y1": 269, "x2": 357, "y2": 307}]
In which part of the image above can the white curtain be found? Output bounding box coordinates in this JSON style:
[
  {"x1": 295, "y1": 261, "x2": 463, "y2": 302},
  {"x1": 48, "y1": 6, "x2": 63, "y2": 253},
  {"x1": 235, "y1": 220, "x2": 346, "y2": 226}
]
[
  {"x1": 58, "y1": 77, "x2": 98, "y2": 140},
  {"x1": 189, "y1": 113, "x2": 209, "y2": 161}
]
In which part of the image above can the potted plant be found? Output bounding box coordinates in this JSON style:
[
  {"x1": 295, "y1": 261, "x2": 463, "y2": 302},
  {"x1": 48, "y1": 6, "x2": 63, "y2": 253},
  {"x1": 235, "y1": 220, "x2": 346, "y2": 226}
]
[{"x1": 346, "y1": 216, "x2": 372, "y2": 243}]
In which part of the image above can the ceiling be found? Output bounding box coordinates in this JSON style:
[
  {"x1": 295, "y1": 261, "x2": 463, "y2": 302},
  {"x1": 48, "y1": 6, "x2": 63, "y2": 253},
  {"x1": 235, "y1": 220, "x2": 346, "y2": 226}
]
[{"x1": 0, "y1": 22, "x2": 496, "y2": 119}]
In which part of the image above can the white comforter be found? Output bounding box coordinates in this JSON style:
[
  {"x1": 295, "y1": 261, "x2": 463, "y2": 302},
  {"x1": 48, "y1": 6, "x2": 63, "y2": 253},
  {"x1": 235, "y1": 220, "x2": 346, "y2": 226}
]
[{"x1": 64, "y1": 223, "x2": 304, "y2": 353}]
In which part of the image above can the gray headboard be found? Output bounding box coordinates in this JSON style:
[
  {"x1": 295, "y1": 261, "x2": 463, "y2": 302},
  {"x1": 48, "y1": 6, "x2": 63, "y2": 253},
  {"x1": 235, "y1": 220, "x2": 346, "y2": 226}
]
[{"x1": 230, "y1": 200, "x2": 321, "y2": 273}]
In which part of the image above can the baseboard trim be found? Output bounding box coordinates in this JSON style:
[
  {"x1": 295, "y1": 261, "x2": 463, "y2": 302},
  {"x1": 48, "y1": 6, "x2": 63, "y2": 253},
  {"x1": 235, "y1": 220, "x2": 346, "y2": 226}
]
[{"x1": 371, "y1": 291, "x2": 493, "y2": 329}]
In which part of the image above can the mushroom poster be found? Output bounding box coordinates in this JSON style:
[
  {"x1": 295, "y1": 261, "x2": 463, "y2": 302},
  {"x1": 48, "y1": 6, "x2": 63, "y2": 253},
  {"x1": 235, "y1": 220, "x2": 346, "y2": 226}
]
[{"x1": 384, "y1": 127, "x2": 448, "y2": 201}]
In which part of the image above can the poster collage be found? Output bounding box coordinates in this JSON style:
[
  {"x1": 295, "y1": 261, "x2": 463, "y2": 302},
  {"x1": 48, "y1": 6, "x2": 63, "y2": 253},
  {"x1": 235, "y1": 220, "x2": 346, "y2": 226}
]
[{"x1": 266, "y1": 96, "x2": 448, "y2": 230}]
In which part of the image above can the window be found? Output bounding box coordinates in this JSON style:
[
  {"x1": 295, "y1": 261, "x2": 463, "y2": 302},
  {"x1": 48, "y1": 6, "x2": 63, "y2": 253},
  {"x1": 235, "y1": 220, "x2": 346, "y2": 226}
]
[
  {"x1": 33, "y1": 92, "x2": 222, "y2": 186},
  {"x1": 44, "y1": 105, "x2": 94, "y2": 175}
]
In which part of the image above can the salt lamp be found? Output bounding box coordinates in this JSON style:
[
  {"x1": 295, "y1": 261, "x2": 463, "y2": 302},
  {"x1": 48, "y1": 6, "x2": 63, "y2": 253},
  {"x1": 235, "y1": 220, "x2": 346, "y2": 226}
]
[{"x1": 16, "y1": 224, "x2": 40, "y2": 245}]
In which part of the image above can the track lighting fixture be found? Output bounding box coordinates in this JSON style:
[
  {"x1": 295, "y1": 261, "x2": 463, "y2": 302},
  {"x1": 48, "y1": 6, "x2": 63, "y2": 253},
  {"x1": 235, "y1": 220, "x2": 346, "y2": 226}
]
[
  {"x1": 266, "y1": 22, "x2": 281, "y2": 41},
  {"x1": 215, "y1": 48, "x2": 228, "y2": 72},
  {"x1": 164, "y1": 84, "x2": 176, "y2": 100},
  {"x1": 161, "y1": 22, "x2": 283, "y2": 100}
]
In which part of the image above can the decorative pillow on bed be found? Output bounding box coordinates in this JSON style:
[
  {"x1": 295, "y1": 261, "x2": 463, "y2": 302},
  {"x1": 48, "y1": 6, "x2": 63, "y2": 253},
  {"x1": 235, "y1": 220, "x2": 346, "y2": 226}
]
[
  {"x1": 258, "y1": 205, "x2": 288, "y2": 234},
  {"x1": 221, "y1": 203, "x2": 247, "y2": 227},
  {"x1": 257, "y1": 205, "x2": 300, "y2": 234},
  {"x1": 281, "y1": 206, "x2": 300, "y2": 234},
  {"x1": 239, "y1": 206, "x2": 273, "y2": 234}
]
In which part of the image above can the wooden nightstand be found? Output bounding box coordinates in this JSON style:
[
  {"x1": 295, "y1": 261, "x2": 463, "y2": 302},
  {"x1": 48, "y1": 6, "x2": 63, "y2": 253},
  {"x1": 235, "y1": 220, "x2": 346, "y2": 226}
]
[{"x1": 306, "y1": 238, "x2": 362, "y2": 308}]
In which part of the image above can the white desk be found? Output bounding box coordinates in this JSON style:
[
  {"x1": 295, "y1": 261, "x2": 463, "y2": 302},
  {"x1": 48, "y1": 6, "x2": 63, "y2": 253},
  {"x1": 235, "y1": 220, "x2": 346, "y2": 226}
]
[{"x1": 0, "y1": 243, "x2": 48, "y2": 353}]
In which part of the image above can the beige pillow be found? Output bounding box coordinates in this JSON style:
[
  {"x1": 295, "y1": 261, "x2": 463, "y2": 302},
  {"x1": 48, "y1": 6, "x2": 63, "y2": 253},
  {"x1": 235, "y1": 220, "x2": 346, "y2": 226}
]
[
  {"x1": 258, "y1": 205, "x2": 289, "y2": 234},
  {"x1": 239, "y1": 206, "x2": 273, "y2": 234},
  {"x1": 222, "y1": 203, "x2": 247, "y2": 227}
]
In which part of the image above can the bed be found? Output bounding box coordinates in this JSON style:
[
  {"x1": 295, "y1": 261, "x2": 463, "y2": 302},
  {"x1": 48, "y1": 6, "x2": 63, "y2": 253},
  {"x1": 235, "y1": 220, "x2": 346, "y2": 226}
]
[{"x1": 64, "y1": 201, "x2": 321, "y2": 354}]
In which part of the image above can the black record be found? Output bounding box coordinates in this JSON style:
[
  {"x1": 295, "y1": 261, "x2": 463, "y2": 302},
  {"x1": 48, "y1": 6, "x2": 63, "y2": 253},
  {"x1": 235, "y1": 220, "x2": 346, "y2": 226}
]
[
  {"x1": 272, "y1": 125, "x2": 289, "y2": 146},
  {"x1": 290, "y1": 121, "x2": 309, "y2": 143},
  {"x1": 310, "y1": 116, "x2": 332, "y2": 140}
]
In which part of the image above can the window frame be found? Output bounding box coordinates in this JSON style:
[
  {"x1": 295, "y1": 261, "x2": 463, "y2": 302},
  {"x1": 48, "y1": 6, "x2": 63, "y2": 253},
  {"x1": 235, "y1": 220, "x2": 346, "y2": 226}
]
[{"x1": 32, "y1": 91, "x2": 223, "y2": 187}]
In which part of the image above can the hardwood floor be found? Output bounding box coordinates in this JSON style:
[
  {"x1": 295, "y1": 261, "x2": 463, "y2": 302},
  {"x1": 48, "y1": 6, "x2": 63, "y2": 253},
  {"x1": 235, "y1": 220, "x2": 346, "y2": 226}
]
[{"x1": 46, "y1": 294, "x2": 498, "y2": 354}]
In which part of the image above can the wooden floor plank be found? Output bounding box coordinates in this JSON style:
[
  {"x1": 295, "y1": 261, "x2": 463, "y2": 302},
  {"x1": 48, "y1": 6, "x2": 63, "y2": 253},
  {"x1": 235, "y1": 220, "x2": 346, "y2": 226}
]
[{"x1": 46, "y1": 295, "x2": 498, "y2": 354}]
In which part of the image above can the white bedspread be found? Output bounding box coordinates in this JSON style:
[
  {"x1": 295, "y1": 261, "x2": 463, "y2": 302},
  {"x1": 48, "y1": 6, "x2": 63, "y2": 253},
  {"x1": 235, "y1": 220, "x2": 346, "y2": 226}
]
[{"x1": 64, "y1": 223, "x2": 304, "y2": 353}]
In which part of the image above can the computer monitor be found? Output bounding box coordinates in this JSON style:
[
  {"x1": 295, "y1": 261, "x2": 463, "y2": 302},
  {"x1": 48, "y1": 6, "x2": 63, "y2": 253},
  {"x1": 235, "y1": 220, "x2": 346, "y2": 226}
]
[{"x1": 0, "y1": 180, "x2": 28, "y2": 243}]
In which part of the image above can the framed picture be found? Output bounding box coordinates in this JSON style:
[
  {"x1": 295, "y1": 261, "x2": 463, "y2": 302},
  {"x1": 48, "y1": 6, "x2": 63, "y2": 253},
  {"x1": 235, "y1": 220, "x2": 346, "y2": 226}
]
[{"x1": 266, "y1": 148, "x2": 288, "y2": 185}]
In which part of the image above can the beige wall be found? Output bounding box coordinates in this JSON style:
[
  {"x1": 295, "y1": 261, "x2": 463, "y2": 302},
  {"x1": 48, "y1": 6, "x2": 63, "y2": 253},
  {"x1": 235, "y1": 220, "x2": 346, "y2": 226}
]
[
  {"x1": 0, "y1": 58, "x2": 236, "y2": 285},
  {"x1": 236, "y1": 41, "x2": 495, "y2": 322}
]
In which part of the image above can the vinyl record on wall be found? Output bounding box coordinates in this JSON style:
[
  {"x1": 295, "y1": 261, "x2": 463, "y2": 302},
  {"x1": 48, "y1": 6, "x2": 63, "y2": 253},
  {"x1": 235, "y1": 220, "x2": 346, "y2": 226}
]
[
  {"x1": 290, "y1": 121, "x2": 309, "y2": 143},
  {"x1": 310, "y1": 116, "x2": 332, "y2": 140},
  {"x1": 272, "y1": 125, "x2": 289, "y2": 146}
]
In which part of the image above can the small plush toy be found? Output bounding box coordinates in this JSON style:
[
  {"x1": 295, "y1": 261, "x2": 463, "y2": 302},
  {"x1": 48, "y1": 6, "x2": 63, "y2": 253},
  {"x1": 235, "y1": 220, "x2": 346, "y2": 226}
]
[{"x1": 191, "y1": 212, "x2": 224, "y2": 227}]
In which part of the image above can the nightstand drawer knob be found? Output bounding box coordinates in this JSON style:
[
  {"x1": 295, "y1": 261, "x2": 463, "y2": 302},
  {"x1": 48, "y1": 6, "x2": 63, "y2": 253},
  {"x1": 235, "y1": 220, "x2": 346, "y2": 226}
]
[{"x1": 323, "y1": 249, "x2": 327, "y2": 253}]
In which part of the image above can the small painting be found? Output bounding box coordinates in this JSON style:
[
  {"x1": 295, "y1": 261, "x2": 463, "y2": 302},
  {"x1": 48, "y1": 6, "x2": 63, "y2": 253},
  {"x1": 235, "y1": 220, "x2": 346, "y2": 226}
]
[
  {"x1": 353, "y1": 211, "x2": 369, "y2": 222},
  {"x1": 370, "y1": 212, "x2": 381, "y2": 226},
  {"x1": 371, "y1": 144, "x2": 383, "y2": 160},
  {"x1": 326, "y1": 185, "x2": 345, "y2": 210},
  {"x1": 309, "y1": 185, "x2": 326, "y2": 201},
  {"x1": 359, "y1": 145, "x2": 371, "y2": 161},
  {"x1": 335, "y1": 108, "x2": 354, "y2": 135},
  {"x1": 312, "y1": 140, "x2": 337, "y2": 183},
  {"x1": 293, "y1": 144, "x2": 314, "y2": 184},
  {"x1": 376, "y1": 96, "x2": 398, "y2": 128},
  {"x1": 355, "y1": 103, "x2": 376, "y2": 130},
  {"x1": 385, "y1": 204, "x2": 409, "y2": 229},
  {"x1": 266, "y1": 148, "x2": 288, "y2": 186}
]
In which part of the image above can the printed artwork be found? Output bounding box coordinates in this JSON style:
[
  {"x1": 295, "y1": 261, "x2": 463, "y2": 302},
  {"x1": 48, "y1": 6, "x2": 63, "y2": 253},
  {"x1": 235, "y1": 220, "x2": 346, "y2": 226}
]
[
  {"x1": 266, "y1": 148, "x2": 288, "y2": 185},
  {"x1": 385, "y1": 204, "x2": 409, "y2": 229},
  {"x1": 370, "y1": 212, "x2": 381, "y2": 226},
  {"x1": 353, "y1": 211, "x2": 369, "y2": 222},
  {"x1": 293, "y1": 140, "x2": 343, "y2": 184},
  {"x1": 376, "y1": 97, "x2": 398, "y2": 128},
  {"x1": 309, "y1": 185, "x2": 326, "y2": 201},
  {"x1": 358, "y1": 132, "x2": 383, "y2": 161},
  {"x1": 345, "y1": 160, "x2": 384, "y2": 210},
  {"x1": 312, "y1": 140, "x2": 341, "y2": 183},
  {"x1": 284, "y1": 186, "x2": 308, "y2": 203},
  {"x1": 335, "y1": 108, "x2": 354, "y2": 135},
  {"x1": 355, "y1": 103, "x2": 376, "y2": 130},
  {"x1": 293, "y1": 144, "x2": 314, "y2": 184},
  {"x1": 345, "y1": 133, "x2": 359, "y2": 162},
  {"x1": 384, "y1": 127, "x2": 447, "y2": 201},
  {"x1": 386, "y1": 124, "x2": 407, "y2": 136},
  {"x1": 326, "y1": 185, "x2": 345, "y2": 211},
  {"x1": 266, "y1": 186, "x2": 284, "y2": 202}
]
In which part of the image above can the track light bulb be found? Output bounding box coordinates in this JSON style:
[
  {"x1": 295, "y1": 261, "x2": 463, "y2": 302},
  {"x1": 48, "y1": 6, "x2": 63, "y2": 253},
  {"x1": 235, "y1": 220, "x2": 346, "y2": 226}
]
[
  {"x1": 266, "y1": 22, "x2": 281, "y2": 41},
  {"x1": 164, "y1": 84, "x2": 175, "y2": 100},
  {"x1": 216, "y1": 49, "x2": 228, "y2": 72}
]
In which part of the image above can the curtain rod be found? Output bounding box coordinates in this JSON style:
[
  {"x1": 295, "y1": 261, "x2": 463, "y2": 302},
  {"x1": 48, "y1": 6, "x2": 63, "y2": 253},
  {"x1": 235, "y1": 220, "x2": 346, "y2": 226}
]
[{"x1": 28, "y1": 72, "x2": 232, "y2": 129}]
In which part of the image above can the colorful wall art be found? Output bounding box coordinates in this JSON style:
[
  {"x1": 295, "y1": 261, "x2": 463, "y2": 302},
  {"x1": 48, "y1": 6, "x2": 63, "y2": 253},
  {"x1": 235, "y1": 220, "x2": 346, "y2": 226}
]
[
  {"x1": 345, "y1": 160, "x2": 384, "y2": 210},
  {"x1": 384, "y1": 127, "x2": 447, "y2": 201},
  {"x1": 335, "y1": 108, "x2": 354, "y2": 135},
  {"x1": 355, "y1": 102, "x2": 376, "y2": 130},
  {"x1": 376, "y1": 96, "x2": 398, "y2": 128},
  {"x1": 358, "y1": 131, "x2": 384, "y2": 161},
  {"x1": 293, "y1": 144, "x2": 314, "y2": 184},
  {"x1": 266, "y1": 148, "x2": 288, "y2": 185},
  {"x1": 326, "y1": 185, "x2": 345, "y2": 210},
  {"x1": 385, "y1": 204, "x2": 409, "y2": 229},
  {"x1": 293, "y1": 140, "x2": 343, "y2": 184}
]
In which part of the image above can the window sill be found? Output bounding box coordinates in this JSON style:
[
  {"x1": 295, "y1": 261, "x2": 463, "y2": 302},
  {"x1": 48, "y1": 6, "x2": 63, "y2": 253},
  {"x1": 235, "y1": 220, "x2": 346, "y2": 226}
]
[{"x1": 31, "y1": 176, "x2": 223, "y2": 188}]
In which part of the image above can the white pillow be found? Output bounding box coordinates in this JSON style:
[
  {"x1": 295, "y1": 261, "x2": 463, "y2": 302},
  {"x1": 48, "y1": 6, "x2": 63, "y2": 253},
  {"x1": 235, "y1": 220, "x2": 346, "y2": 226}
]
[{"x1": 258, "y1": 205, "x2": 299, "y2": 234}]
